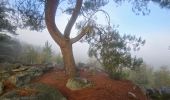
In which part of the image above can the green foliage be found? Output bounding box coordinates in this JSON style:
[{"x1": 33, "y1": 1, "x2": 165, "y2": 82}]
[
  {"x1": 53, "y1": 54, "x2": 63, "y2": 64},
  {"x1": 109, "y1": 70, "x2": 129, "y2": 80},
  {"x1": 18, "y1": 43, "x2": 40, "y2": 64},
  {"x1": 14, "y1": 0, "x2": 45, "y2": 31},
  {"x1": 149, "y1": 93, "x2": 170, "y2": 100},
  {"x1": 42, "y1": 41, "x2": 52, "y2": 64},
  {"x1": 87, "y1": 25, "x2": 145, "y2": 80},
  {"x1": 12, "y1": 0, "x2": 170, "y2": 32},
  {"x1": 18, "y1": 41, "x2": 54, "y2": 64},
  {"x1": 0, "y1": 1, "x2": 16, "y2": 34}
]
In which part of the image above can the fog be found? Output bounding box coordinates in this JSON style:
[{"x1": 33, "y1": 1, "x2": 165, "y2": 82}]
[{"x1": 16, "y1": 29, "x2": 170, "y2": 68}]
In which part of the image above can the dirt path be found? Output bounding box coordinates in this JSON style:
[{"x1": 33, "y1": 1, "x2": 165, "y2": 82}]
[{"x1": 32, "y1": 68, "x2": 148, "y2": 100}]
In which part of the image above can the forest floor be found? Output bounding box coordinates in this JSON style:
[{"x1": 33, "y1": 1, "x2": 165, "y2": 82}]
[{"x1": 32, "y1": 68, "x2": 148, "y2": 100}]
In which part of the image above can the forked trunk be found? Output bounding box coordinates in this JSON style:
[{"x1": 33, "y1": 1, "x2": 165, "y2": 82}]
[
  {"x1": 45, "y1": 0, "x2": 83, "y2": 78},
  {"x1": 60, "y1": 42, "x2": 76, "y2": 78}
]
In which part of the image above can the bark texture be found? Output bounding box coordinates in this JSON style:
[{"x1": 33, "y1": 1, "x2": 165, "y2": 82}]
[
  {"x1": 61, "y1": 41, "x2": 76, "y2": 78},
  {"x1": 45, "y1": 0, "x2": 83, "y2": 78}
]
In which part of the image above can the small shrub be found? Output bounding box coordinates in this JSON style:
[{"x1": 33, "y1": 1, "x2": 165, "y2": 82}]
[{"x1": 109, "y1": 71, "x2": 128, "y2": 80}]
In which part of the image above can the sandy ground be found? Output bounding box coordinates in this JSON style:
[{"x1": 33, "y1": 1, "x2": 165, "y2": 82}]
[{"x1": 32, "y1": 68, "x2": 148, "y2": 100}]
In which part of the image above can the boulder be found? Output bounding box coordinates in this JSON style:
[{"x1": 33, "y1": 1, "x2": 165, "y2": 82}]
[
  {"x1": 0, "y1": 70, "x2": 8, "y2": 74},
  {"x1": 8, "y1": 72, "x2": 31, "y2": 87},
  {"x1": 44, "y1": 64, "x2": 54, "y2": 72},
  {"x1": 0, "y1": 83, "x2": 67, "y2": 100},
  {"x1": 128, "y1": 92, "x2": 137, "y2": 99},
  {"x1": 0, "y1": 71, "x2": 10, "y2": 81},
  {"x1": 0, "y1": 81, "x2": 4, "y2": 94},
  {"x1": 12, "y1": 66, "x2": 29, "y2": 72},
  {"x1": 66, "y1": 77, "x2": 93, "y2": 90},
  {"x1": 160, "y1": 87, "x2": 170, "y2": 94},
  {"x1": 0, "y1": 63, "x2": 21, "y2": 71},
  {"x1": 26, "y1": 67, "x2": 43, "y2": 78}
]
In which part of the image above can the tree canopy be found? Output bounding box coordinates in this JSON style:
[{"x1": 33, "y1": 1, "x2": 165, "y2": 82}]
[
  {"x1": 0, "y1": 1, "x2": 16, "y2": 34},
  {"x1": 1, "y1": 0, "x2": 170, "y2": 34}
]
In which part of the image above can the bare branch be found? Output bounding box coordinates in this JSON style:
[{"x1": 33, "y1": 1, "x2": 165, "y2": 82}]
[
  {"x1": 64, "y1": 0, "x2": 83, "y2": 38},
  {"x1": 45, "y1": 0, "x2": 64, "y2": 45},
  {"x1": 70, "y1": 17, "x2": 92, "y2": 44},
  {"x1": 71, "y1": 28, "x2": 87, "y2": 44},
  {"x1": 71, "y1": 8, "x2": 110, "y2": 44}
]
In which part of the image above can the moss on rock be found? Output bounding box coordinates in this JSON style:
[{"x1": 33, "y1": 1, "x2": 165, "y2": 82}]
[{"x1": 0, "y1": 83, "x2": 67, "y2": 100}]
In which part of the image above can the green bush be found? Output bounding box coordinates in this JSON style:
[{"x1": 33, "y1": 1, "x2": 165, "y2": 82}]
[
  {"x1": 109, "y1": 70, "x2": 129, "y2": 80},
  {"x1": 87, "y1": 26, "x2": 145, "y2": 80}
]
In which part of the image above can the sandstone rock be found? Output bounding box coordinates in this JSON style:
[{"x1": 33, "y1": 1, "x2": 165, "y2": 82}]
[
  {"x1": 44, "y1": 64, "x2": 54, "y2": 71},
  {"x1": 12, "y1": 67, "x2": 29, "y2": 72},
  {"x1": 0, "y1": 71, "x2": 10, "y2": 81},
  {"x1": 0, "y1": 70, "x2": 8, "y2": 74},
  {"x1": 37, "y1": 64, "x2": 54, "y2": 73},
  {"x1": 66, "y1": 78, "x2": 93, "y2": 90},
  {"x1": 128, "y1": 91, "x2": 137, "y2": 99},
  {"x1": 0, "y1": 81, "x2": 4, "y2": 94},
  {"x1": 8, "y1": 72, "x2": 31, "y2": 87},
  {"x1": 10, "y1": 63, "x2": 22, "y2": 69},
  {"x1": 26, "y1": 67, "x2": 43, "y2": 78},
  {"x1": 0, "y1": 63, "x2": 21, "y2": 71}
]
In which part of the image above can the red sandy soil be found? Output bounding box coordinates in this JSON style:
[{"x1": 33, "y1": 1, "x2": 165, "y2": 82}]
[{"x1": 32, "y1": 68, "x2": 148, "y2": 100}]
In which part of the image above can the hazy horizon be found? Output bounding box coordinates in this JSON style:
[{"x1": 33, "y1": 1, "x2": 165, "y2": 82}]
[{"x1": 15, "y1": 1, "x2": 170, "y2": 69}]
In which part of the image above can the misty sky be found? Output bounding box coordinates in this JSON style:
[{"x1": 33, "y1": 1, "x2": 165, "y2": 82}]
[{"x1": 16, "y1": 1, "x2": 170, "y2": 68}]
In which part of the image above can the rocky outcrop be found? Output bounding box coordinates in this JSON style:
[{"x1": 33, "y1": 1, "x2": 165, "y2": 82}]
[
  {"x1": 0, "y1": 63, "x2": 54, "y2": 94},
  {"x1": 8, "y1": 72, "x2": 31, "y2": 87},
  {"x1": 146, "y1": 87, "x2": 170, "y2": 100},
  {"x1": 66, "y1": 77, "x2": 93, "y2": 90},
  {"x1": 0, "y1": 81, "x2": 4, "y2": 95},
  {"x1": 0, "y1": 83, "x2": 67, "y2": 100}
]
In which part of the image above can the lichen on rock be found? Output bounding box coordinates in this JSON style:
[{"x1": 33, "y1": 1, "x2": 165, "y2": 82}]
[{"x1": 66, "y1": 77, "x2": 94, "y2": 90}]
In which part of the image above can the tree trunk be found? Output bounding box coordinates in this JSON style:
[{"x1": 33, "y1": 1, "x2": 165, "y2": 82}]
[
  {"x1": 60, "y1": 41, "x2": 76, "y2": 78},
  {"x1": 45, "y1": 0, "x2": 83, "y2": 78}
]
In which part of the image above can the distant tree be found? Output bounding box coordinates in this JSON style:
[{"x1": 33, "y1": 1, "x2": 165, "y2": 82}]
[
  {"x1": 18, "y1": 44, "x2": 39, "y2": 64},
  {"x1": 86, "y1": 26, "x2": 145, "y2": 79},
  {"x1": 25, "y1": 46, "x2": 38, "y2": 64},
  {"x1": 54, "y1": 54, "x2": 63, "y2": 64},
  {"x1": 3, "y1": 0, "x2": 169, "y2": 78},
  {"x1": 42, "y1": 41, "x2": 52, "y2": 64}
]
